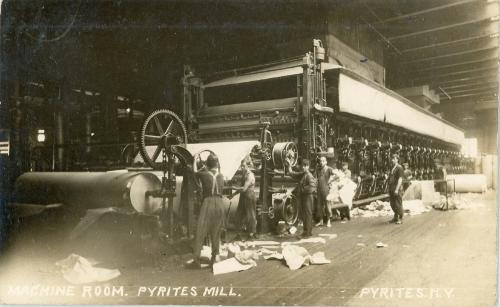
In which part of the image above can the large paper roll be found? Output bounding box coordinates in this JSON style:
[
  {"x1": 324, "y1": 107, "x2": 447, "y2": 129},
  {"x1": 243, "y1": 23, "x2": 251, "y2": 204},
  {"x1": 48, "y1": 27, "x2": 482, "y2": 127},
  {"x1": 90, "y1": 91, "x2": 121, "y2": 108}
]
[
  {"x1": 14, "y1": 171, "x2": 162, "y2": 214},
  {"x1": 446, "y1": 174, "x2": 487, "y2": 193}
]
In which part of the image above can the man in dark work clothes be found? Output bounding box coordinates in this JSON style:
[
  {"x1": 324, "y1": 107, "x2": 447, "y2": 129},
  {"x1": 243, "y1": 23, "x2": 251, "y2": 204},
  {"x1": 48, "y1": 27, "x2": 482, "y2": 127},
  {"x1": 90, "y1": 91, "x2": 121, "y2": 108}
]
[
  {"x1": 188, "y1": 154, "x2": 225, "y2": 268},
  {"x1": 402, "y1": 162, "x2": 413, "y2": 191},
  {"x1": 286, "y1": 159, "x2": 317, "y2": 238},
  {"x1": 234, "y1": 159, "x2": 257, "y2": 240},
  {"x1": 388, "y1": 154, "x2": 404, "y2": 224},
  {"x1": 316, "y1": 156, "x2": 337, "y2": 228}
]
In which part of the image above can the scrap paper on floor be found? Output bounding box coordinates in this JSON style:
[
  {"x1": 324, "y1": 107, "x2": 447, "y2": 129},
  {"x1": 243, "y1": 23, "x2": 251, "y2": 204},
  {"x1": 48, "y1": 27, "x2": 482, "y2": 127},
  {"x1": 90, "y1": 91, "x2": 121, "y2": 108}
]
[
  {"x1": 56, "y1": 254, "x2": 120, "y2": 285},
  {"x1": 212, "y1": 258, "x2": 255, "y2": 275}
]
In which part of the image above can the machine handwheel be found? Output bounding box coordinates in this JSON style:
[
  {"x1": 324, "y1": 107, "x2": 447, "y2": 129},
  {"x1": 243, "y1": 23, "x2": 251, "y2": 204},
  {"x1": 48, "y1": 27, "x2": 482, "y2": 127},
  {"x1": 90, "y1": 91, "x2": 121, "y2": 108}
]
[{"x1": 139, "y1": 109, "x2": 188, "y2": 170}]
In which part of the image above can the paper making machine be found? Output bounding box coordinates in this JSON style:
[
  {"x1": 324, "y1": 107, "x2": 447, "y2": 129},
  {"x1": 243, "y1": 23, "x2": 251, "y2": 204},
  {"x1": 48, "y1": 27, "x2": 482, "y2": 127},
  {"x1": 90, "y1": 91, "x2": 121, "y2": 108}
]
[{"x1": 181, "y1": 39, "x2": 467, "y2": 207}]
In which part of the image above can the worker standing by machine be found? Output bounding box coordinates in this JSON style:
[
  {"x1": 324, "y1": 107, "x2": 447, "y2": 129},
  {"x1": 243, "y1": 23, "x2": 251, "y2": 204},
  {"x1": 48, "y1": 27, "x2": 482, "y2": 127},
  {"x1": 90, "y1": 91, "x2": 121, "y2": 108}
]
[
  {"x1": 316, "y1": 156, "x2": 336, "y2": 228},
  {"x1": 388, "y1": 154, "x2": 404, "y2": 225},
  {"x1": 402, "y1": 162, "x2": 413, "y2": 191},
  {"x1": 286, "y1": 159, "x2": 317, "y2": 238},
  {"x1": 188, "y1": 154, "x2": 225, "y2": 269},
  {"x1": 234, "y1": 158, "x2": 257, "y2": 240}
]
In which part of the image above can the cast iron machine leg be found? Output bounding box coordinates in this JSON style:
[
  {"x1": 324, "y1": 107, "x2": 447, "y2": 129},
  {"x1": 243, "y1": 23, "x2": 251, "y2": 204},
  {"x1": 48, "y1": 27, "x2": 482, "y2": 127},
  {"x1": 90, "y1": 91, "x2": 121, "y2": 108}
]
[{"x1": 259, "y1": 122, "x2": 273, "y2": 234}]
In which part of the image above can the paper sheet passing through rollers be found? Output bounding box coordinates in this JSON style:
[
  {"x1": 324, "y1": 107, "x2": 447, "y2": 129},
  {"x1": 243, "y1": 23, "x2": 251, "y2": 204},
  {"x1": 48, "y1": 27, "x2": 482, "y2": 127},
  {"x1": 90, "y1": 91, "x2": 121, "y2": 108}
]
[
  {"x1": 138, "y1": 141, "x2": 259, "y2": 220},
  {"x1": 136, "y1": 141, "x2": 260, "y2": 180}
]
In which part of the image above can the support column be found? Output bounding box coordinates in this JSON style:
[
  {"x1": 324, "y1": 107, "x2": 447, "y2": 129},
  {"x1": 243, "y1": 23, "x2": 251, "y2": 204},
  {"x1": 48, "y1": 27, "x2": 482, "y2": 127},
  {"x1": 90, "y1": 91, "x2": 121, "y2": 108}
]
[
  {"x1": 85, "y1": 113, "x2": 92, "y2": 154},
  {"x1": 55, "y1": 109, "x2": 64, "y2": 170}
]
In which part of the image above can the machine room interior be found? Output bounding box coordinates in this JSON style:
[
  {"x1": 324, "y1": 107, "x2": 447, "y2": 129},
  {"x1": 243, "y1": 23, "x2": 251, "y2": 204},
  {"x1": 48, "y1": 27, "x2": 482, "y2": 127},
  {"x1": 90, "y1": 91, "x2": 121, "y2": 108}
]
[{"x1": 0, "y1": 0, "x2": 497, "y2": 305}]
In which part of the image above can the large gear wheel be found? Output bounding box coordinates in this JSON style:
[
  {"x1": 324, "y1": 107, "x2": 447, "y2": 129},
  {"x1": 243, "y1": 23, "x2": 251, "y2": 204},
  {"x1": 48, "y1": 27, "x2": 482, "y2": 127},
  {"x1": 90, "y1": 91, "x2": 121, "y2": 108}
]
[{"x1": 139, "y1": 109, "x2": 188, "y2": 170}]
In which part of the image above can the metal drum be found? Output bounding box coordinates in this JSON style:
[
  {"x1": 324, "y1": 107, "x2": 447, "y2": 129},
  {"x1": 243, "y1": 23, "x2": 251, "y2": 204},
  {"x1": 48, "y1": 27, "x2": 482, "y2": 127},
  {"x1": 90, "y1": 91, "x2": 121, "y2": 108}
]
[{"x1": 272, "y1": 142, "x2": 298, "y2": 169}]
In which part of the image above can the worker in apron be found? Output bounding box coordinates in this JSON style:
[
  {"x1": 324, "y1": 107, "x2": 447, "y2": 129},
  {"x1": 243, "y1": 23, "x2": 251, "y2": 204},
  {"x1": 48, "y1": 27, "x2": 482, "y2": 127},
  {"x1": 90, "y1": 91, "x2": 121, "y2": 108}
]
[
  {"x1": 188, "y1": 154, "x2": 225, "y2": 269},
  {"x1": 234, "y1": 159, "x2": 257, "y2": 240}
]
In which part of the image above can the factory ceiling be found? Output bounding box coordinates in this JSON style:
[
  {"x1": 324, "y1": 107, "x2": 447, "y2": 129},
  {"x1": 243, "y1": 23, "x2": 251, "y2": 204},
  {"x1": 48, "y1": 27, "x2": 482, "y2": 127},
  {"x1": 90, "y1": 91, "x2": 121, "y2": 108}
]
[
  {"x1": 1, "y1": 0, "x2": 498, "y2": 129},
  {"x1": 371, "y1": 0, "x2": 499, "y2": 107}
]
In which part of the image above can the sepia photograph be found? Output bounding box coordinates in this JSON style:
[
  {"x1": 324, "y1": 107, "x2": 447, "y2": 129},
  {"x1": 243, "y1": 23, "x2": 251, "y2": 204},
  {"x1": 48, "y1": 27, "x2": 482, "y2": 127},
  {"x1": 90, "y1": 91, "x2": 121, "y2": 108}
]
[{"x1": 0, "y1": 0, "x2": 498, "y2": 306}]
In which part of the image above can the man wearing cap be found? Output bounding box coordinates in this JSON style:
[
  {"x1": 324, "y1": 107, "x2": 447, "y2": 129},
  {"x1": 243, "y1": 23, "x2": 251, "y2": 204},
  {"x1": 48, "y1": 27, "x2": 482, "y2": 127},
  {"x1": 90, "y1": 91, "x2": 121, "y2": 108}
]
[
  {"x1": 388, "y1": 154, "x2": 404, "y2": 224},
  {"x1": 287, "y1": 159, "x2": 317, "y2": 238},
  {"x1": 189, "y1": 154, "x2": 225, "y2": 268}
]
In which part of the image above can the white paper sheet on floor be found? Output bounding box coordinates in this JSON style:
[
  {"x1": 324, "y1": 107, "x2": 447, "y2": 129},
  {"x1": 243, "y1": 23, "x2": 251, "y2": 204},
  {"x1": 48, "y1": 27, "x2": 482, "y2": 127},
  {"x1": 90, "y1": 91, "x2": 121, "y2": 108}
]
[
  {"x1": 234, "y1": 250, "x2": 259, "y2": 266},
  {"x1": 449, "y1": 193, "x2": 485, "y2": 210},
  {"x1": 212, "y1": 257, "x2": 255, "y2": 275},
  {"x1": 280, "y1": 245, "x2": 331, "y2": 270},
  {"x1": 55, "y1": 254, "x2": 120, "y2": 284},
  {"x1": 403, "y1": 199, "x2": 431, "y2": 215},
  {"x1": 282, "y1": 245, "x2": 310, "y2": 270},
  {"x1": 351, "y1": 201, "x2": 391, "y2": 217}
]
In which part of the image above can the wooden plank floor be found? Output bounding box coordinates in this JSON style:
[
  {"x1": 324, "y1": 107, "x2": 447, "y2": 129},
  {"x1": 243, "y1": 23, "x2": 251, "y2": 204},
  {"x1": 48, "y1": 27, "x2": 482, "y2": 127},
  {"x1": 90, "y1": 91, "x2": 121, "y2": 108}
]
[{"x1": 0, "y1": 191, "x2": 497, "y2": 306}]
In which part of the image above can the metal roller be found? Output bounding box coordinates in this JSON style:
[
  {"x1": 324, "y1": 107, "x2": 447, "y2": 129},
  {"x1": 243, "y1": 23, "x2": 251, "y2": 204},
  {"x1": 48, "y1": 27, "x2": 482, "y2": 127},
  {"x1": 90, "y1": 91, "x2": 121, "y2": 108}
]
[
  {"x1": 272, "y1": 142, "x2": 298, "y2": 169},
  {"x1": 272, "y1": 193, "x2": 298, "y2": 225},
  {"x1": 13, "y1": 171, "x2": 162, "y2": 214}
]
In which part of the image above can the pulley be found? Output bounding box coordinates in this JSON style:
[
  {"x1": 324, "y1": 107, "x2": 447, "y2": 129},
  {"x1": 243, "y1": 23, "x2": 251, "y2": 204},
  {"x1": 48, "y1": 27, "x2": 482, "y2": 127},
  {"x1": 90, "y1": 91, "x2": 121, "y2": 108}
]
[{"x1": 272, "y1": 142, "x2": 298, "y2": 169}]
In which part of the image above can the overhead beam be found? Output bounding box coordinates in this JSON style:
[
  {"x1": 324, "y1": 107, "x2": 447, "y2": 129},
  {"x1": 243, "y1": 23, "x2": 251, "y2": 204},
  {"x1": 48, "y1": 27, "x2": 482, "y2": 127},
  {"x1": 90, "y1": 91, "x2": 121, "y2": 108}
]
[
  {"x1": 388, "y1": 68, "x2": 498, "y2": 88},
  {"x1": 399, "y1": 34, "x2": 498, "y2": 56},
  {"x1": 444, "y1": 84, "x2": 499, "y2": 92},
  {"x1": 401, "y1": 46, "x2": 498, "y2": 65},
  {"x1": 406, "y1": 62, "x2": 498, "y2": 81},
  {"x1": 387, "y1": 2, "x2": 499, "y2": 40},
  {"x1": 439, "y1": 86, "x2": 499, "y2": 96},
  {"x1": 444, "y1": 91, "x2": 498, "y2": 99},
  {"x1": 386, "y1": 20, "x2": 498, "y2": 50},
  {"x1": 374, "y1": 0, "x2": 479, "y2": 25},
  {"x1": 361, "y1": 0, "x2": 466, "y2": 24},
  {"x1": 397, "y1": 50, "x2": 499, "y2": 79},
  {"x1": 406, "y1": 56, "x2": 498, "y2": 74},
  {"x1": 406, "y1": 57, "x2": 498, "y2": 75},
  {"x1": 435, "y1": 70, "x2": 499, "y2": 85},
  {"x1": 438, "y1": 80, "x2": 498, "y2": 90}
]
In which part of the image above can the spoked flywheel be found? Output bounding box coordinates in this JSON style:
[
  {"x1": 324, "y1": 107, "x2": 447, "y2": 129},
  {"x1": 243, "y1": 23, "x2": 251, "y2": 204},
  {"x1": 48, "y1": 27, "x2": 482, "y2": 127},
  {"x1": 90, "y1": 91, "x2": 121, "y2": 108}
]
[{"x1": 139, "y1": 109, "x2": 188, "y2": 170}]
